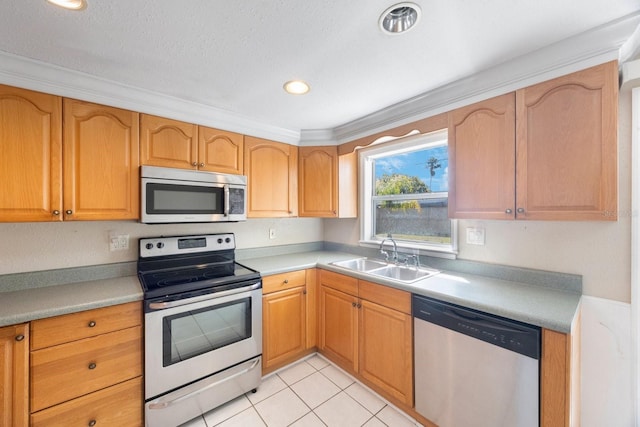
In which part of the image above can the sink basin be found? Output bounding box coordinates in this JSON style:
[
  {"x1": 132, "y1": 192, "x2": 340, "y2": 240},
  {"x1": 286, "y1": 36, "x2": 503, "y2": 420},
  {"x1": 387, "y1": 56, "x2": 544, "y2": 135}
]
[
  {"x1": 330, "y1": 258, "x2": 388, "y2": 272},
  {"x1": 330, "y1": 258, "x2": 439, "y2": 283},
  {"x1": 367, "y1": 265, "x2": 440, "y2": 283}
]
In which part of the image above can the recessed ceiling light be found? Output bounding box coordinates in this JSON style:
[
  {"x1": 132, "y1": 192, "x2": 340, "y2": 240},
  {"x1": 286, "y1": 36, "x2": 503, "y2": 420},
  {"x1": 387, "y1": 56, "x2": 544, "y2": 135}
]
[
  {"x1": 46, "y1": 0, "x2": 87, "y2": 11},
  {"x1": 379, "y1": 3, "x2": 421, "y2": 35},
  {"x1": 283, "y1": 80, "x2": 310, "y2": 95}
]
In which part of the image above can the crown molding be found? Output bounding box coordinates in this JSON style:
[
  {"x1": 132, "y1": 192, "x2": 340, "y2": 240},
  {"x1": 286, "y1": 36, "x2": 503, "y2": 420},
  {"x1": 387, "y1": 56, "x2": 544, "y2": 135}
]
[
  {"x1": 329, "y1": 11, "x2": 640, "y2": 145},
  {"x1": 0, "y1": 51, "x2": 301, "y2": 145},
  {"x1": 0, "y1": 11, "x2": 638, "y2": 147}
]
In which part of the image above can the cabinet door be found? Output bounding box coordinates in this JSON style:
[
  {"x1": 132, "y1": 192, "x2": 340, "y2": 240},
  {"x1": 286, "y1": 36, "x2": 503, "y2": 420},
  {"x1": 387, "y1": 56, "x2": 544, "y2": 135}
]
[
  {"x1": 244, "y1": 136, "x2": 298, "y2": 217},
  {"x1": 198, "y1": 126, "x2": 244, "y2": 174},
  {"x1": 516, "y1": 60, "x2": 617, "y2": 221},
  {"x1": 0, "y1": 323, "x2": 29, "y2": 427},
  {"x1": 448, "y1": 93, "x2": 516, "y2": 219},
  {"x1": 63, "y1": 100, "x2": 139, "y2": 220},
  {"x1": 359, "y1": 300, "x2": 413, "y2": 406},
  {"x1": 319, "y1": 285, "x2": 358, "y2": 373},
  {"x1": 140, "y1": 114, "x2": 198, "y2": 169},
  {"x1": 263, "y1": 287, "x2": 306, "y2": 370},
  {"x1": 299, "y1": 146, "x2": 338, "y2": 217},
  {"x1": 0, "y1": 86, "x2": 62, "y2": 222}
]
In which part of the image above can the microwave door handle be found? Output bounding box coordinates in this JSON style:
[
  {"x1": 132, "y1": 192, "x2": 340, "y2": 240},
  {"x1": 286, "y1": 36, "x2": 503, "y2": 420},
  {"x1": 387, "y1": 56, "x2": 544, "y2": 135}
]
[{"x1": 224, "y1": 185, "x2": 230, "y2": 217}]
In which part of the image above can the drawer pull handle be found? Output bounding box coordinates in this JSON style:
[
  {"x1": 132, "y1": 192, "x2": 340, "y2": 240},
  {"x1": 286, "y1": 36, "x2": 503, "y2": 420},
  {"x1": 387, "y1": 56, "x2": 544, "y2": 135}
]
[
  {"x1": 88, "y1": 363, "x2": 97, "y2": 370},
  {"x1": 88, "y1": 321, "x2": 96, "y2": 327},
  {"x1": 88, "y1": 420, "x2": 97, "y2": 426},
  {"x1": 15, "y1": 334, "x2": 25, "y2": 342},
  {"x1": 283, "y1": 279, "x2": 289, "y2": 284}
]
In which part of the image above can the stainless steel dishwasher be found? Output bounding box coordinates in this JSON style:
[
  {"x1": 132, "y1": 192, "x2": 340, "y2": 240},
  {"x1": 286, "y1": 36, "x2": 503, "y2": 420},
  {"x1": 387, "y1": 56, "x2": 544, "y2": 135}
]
[{"x1": 413, "y1": 295, "x2": 540, "y2": 427}]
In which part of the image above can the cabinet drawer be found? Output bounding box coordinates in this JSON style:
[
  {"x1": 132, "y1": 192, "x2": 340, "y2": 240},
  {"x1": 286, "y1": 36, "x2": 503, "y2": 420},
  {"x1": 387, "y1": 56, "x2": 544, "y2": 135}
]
[
  {"x1": 320, "y1": 270, "x2": 358, "y2": 296},
  {"x1": 263, "y1": 270, "x2": 306, "y2": 294},
  {"x1": 31, "y1": 302, "x2": 142, "y2": 350},
  {"x1": 31, "y1": 326, "x2": 142, "y2": 412},
  {"x1": 359, "y1": 280, "x2": 411, "y2": 314},
  {"x1": 31, "y1": 377, "x2": 142, "y2": 427}
]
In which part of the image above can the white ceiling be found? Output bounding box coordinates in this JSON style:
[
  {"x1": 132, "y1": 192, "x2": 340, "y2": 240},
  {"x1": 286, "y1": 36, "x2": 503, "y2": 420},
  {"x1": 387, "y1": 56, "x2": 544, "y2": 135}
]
[{"x1": 1, "y1": 1, "x2": 640, "y2": 143}]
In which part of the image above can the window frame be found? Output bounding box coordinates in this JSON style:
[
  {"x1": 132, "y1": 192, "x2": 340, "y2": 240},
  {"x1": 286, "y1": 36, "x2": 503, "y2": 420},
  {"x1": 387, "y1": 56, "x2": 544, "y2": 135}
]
[{"x1": 358, "y1": 130, "x2": 458, "y2": 258}]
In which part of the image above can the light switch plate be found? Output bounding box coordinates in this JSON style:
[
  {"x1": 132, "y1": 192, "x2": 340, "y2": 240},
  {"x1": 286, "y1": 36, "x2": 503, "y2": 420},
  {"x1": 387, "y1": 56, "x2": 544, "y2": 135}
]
[{"x1": 466, "y1": 227, "x2": 485, "y2": 245}]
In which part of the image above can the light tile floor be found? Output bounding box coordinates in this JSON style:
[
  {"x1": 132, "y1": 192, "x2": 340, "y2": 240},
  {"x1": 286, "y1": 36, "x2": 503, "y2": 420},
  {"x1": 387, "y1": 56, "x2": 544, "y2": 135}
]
[{"x1": 180, "y1": 354, "x2": 423, "y2": 427}]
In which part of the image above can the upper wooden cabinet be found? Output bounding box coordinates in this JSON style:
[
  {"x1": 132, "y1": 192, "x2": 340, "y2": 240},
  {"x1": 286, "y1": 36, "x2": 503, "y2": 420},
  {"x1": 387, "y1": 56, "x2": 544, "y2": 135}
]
[
  {"x1": 63, "y1": 99, "x2": 140, "y2": 221},
  {"x1": 516, "y1": 61, "x2": 618, "y2": 221},
  {"x1": 298, "y1": 146, "x2": 357, "y2": 218},
  {"x1": 0, "y1": 323, "x2": 29, "y2": 427},
  {"x1": 449, "y1": 93, "x2": 516, "y2": 219},
  {"x1": 198, "y1": 126, "x2": 244, "y2": 174},
  {"x1": 244, "y1": 136, "x2": 298, "y2": 217},
  {"x1": 141, "y1": 114, "x2": 244, "y2": 174},
  {"x1": 140, "y1": 114, "x2": 197, "y2": 169},
  {"x1": 0, "y1": 85, "x2": 62, "y2": 222},
  {"x1": 449, "y1": 61, "x2": 618, "y2": 221}
]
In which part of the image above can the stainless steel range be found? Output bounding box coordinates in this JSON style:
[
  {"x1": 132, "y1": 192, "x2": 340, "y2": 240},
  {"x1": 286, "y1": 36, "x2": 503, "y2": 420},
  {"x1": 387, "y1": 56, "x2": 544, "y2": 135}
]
[{"x1": 138, "y1": 233, "x2": 262, "y2": 427}]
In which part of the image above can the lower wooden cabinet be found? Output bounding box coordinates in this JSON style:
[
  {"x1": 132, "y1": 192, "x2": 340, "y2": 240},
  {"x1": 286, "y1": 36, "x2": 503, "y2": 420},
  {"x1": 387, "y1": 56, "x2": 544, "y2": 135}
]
[
  {"x1": 318, "y1": 270, "x2": 413, "y2": 407},
  {"x1": 262, "y1": 269, "x2": 317, "y2": 374},
  {"x1": 0, "y1": 323, "x2": 29, "y2": 427},
  {"x1": 30, "y1": 377, "x2": 142, "y2": 427},
  {"x1": 29, "y1": 302, "x2": 143, "y2": 425}
]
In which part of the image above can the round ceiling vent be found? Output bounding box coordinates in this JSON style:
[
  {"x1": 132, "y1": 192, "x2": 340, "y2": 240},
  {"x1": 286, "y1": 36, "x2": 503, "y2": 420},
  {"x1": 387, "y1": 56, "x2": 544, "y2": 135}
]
[{"x1": 379, "y1": 3, "x2": 421, "y2": 35}]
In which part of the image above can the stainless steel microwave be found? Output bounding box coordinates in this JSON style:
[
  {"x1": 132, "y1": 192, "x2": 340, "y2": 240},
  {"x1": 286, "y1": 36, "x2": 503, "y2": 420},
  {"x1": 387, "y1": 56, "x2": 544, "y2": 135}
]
[{"x1": 141, "y1": 166, "x2": 247, "y2": 223}]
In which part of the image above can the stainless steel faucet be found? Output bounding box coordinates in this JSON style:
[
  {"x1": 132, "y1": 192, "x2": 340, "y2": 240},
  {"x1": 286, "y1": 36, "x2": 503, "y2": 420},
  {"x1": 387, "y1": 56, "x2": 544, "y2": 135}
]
[{"x1": 379, "y1": 233, "x2": 398, "y2": 263}]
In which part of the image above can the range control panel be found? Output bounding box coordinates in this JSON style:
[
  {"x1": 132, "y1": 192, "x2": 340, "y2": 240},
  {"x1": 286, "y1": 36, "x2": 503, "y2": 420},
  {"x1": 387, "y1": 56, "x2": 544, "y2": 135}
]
[{"x1": 139, "y1": 233, "x2": 235, "y2": 258}]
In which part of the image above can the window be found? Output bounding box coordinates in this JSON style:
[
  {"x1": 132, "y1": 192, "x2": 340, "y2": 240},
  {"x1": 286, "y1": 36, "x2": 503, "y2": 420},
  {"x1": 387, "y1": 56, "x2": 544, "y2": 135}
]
[{"x1": 359, "y1": 130, "x2": 457, "y2": 256}]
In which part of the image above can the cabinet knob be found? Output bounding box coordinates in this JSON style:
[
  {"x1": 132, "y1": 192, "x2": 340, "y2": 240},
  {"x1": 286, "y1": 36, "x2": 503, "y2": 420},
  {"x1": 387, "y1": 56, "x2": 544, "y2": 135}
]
[
  {"x1": 15, "y1": 334, "x2": 25, "y2": 342},
  {"x1": 88, "y1": 362, "x2": 97, "y2": 370},
  {"x1": 517, "y1": 208, "x2": 525, "y2": 214},
  {"x1": 192, "y1": 162, "x2": 198, "y2": 167},
  {"x1": 352, "y1": 302, "x2": 357, "y2": 307},
  {"x1": 303, "y1": 289, "x2": 307, "y2": 295},
  {"x1": 283, "y1": 279, "x2": 288, "y2": 284},
  {"x1": 199, "y1": 163, "x2": 205, "y2": 167},
  {"x1": 88, "y1": 420, "x2": 97, "y2": 427},
  {"x1": 88, "y1": 321, "x2": 96, "y2": 328},
  {"x1": 52, "y1": 210, "x2": 61, "y2": 216},
  {"x1": 357, "y1": 303, "x2": 362, "y2": 309},
  {"x1": 505, "y1": 208, "x2": 513, "y2": 214},
  {"x1": 65, "y1": 209, "x2": 73, "y2": 215}
]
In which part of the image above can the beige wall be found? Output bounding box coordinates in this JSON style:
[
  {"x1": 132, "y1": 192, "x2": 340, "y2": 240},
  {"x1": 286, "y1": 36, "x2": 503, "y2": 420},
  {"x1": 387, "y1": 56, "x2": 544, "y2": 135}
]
[
  {"x1": 0, "y1": 217, "x2": 323, "y2": 275},
  {"x1": 325, "y1": 90, "x2": 633, "y2": 303}
]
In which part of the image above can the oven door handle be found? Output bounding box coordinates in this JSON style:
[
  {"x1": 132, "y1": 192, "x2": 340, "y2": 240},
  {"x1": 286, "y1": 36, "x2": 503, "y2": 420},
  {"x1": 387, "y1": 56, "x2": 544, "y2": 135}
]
[
  {"x1": 147, "y1": 357, "x2": 261, "y2": 410},
  {"x1": 148, "y1": 282, "x2": 261, "y2": 310}
]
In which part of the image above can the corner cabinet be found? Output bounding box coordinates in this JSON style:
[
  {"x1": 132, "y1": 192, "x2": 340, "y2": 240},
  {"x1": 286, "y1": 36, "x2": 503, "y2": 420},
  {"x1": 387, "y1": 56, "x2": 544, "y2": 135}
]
[
  {"x1": 449, "y1": 61, "x2": 618, "y2": 221},
  {"x1": 0, "y1": 323, "x2": 29, "y2": 427},
  {"x1": 298, "y1": 146, "x2": 358, "y2": 218},
  {"x1": 63, "y1": 99, "x2": 140, "y2": 221},
  {"x1": 262, "y1": 269, "x2": 317, "y2": 374},
  {"x1": 0, "y1": 85, "x2": 62, "y2": 222},
  {"x1": 140, "y1": 114, "x2": 244, "y2": 174},
  {"x1": 244, "y1": 136, "x2": 298, "y2": 217},
  {"x1": 318, "y1": 270, "x2": 413, "y2": 408}
]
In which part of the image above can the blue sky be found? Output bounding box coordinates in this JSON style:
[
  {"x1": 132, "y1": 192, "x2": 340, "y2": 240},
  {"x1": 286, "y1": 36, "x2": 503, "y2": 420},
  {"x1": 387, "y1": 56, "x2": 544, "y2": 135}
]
[{"x1": 374, "y1": 145, "x2": 449, "y2": 192}]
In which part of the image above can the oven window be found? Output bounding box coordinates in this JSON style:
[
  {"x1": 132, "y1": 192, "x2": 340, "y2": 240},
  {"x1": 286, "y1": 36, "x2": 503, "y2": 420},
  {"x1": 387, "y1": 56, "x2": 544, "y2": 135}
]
[
  {"x1": 162, "y1": 297, "x2": 251, "y2": 366},
  {"x1": 146, "y1": 183, "x2": 223, "y2": 214}
]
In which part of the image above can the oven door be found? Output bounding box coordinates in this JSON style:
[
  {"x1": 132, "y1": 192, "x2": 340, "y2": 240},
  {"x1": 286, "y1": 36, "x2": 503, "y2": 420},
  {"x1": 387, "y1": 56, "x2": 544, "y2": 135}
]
[{"x1": 144, "y1": 282, "x2": 262, "y2": 399}]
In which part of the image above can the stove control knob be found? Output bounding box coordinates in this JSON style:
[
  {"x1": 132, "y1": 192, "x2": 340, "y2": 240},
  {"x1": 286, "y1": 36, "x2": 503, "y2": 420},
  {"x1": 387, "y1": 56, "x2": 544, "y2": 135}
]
[
  {"x1": 145, "y1": 243, "x2": 153, "y2": 250},
  {"x1": 217, "y1": 238, "x2": 223, "y2": 244},
  {"x1": 225, "y1": 237, "x2": 231, "y2": 243},
  {"x1": 156, "y1": 242, "x2": 164, "y2": 249}
]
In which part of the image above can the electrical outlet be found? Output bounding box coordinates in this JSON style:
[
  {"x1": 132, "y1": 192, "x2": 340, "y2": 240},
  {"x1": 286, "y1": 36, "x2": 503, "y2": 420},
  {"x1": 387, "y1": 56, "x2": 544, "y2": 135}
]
[
  {"x1": 269, "y1": 228, "x2": 276, "y2": 240},
  {"x1": 109, "y1": 232, "x2": 130, "y2": 251},
  {"x1": 466, "y1": 227, "x2": 485, "y2": 245}
]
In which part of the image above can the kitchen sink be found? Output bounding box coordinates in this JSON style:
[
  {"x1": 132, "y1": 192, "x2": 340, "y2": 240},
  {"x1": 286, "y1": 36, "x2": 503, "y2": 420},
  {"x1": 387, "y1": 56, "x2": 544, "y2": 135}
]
[
  {"x1": 331, "y1": 258, "x2": 388, "y2": 272},
  {"x1": 330, "y1": 258, "x2": 440, "y2": 283}
]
